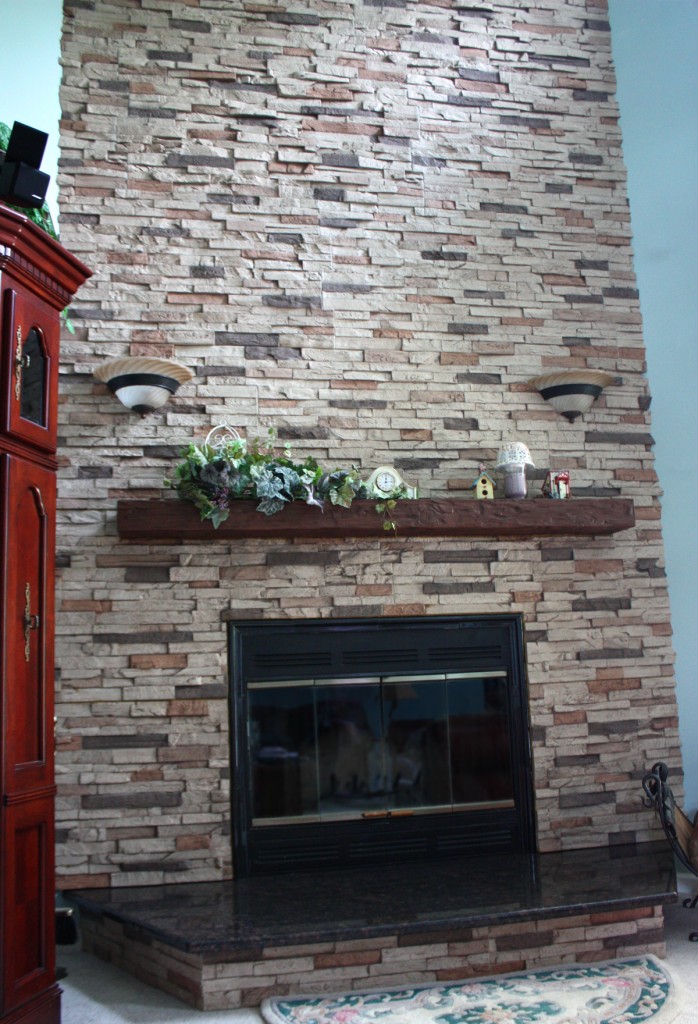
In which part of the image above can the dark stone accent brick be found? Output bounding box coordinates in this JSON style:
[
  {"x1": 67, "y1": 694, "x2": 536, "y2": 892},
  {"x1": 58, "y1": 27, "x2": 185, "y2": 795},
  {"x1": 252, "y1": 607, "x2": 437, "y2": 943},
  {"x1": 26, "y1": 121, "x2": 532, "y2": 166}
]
[
  {"x1": 59, "y1": 213, "x2": 100, "y2": 226},
  {"x1": 455, "y1": 372, "x2": 502, "y2": 385},
  {"x1": 443, "y1": 417, "x2": 479, "y2": 430},
  {"x1": 573, "y1": 90, "x2": 610, "y2": 101},
  {"x1": 447, "y1": 95, "x2": 493, "y2": 108},
  {"x1": 448, "y1": 323, "x2": 489, "y2": 335},
  {"x1": 363, "y1": 0, "x2": 406, "y2": 6},
  {"x1": 541, "y1": 548, "x2": 574, "y2": 561},
  {"x1": 169, "y1": 18, "x2": 211, "y2": 32},
  {"x1": 266, "y1": 551, "x2": 341, "y2": 566},
  {"x1": 545, "y1": 183, "x2": 573, "y2": 193},
  {"x1": 395, "y1": 458, "x2": 441, "y2": 470},
  {"x1": 422, "y1": 582, "x2": 496, "y2": 595},
  {"x1": 501, "y1": 229, "x2": 534, "y2": 238},
  {"x1": 496, "y1": 930, "x2": 555, "y2": 951},
  {"x1": 585, "y1": 19, "x2": 611, "y2": 31},
  {"x1": 603, "y1": 927, "x2": 664, "y2": 949},
  {"x1": 82, "y1": 734, "x2": 169, "y2": 750},
  {"x1": 524, "y1": 630, "x2": 548, "y2": 644},
  {"x1": 94, "y1": 631, "x2": 194, "y2": 645},
  {"x1": 191, "y1": 265, "x2": 226, "y2": 279},
  {"x1": 529, "y1": 54, "x2": 591, "y2": 68},
  {"x1": 142, "y1": 225, "x2": 190, "y2": 238},
  {"x1": 555, "y1": 754, "x2": 600, "y2": 767},
  {"x1": 174, "y1": 684, "x2": 227, "y2": 699},
  {"x1": 457, "y1": 68, "x2": 500, "y2": 83},
  {"x1": 530, "y1": 724, "x2": 546, "y2": 743},
  {"x1": 330, "y1": 604, "x2": 385, "y2": 617},
  {"x1": 569, "y1": 152, "x2": 604, "y2": 164},
  {"x1": 143, "y1": 445, "x2": 181, "y2": 459},
  {"x1": 314, "y1": 187, "x2": 346, "y2": 201},
  {"x1": 568, "y1": 486, "x2": 620, "y2": 497},
  {"x1": 128, "y1": 107, "x2": 178, "y2": 119},
  {"x1": 423, "y1": 549, "x2": 498, "y2": 563},
  {"x1": 463, "y1": 289, "x2": 505, "y2": 299},
  {"x1": 146, "y1": 50, "x2": 192, "y2": 62},
  {"x1": 267, "y1": 11, "x2": 321, "y2": 24},
  {"x1": 215, "y1": 331, "x2": 279, "y2": 346},
  {"x1": 124, "y1": 566, "x2": 171, "y2": 583},
  {"x1": 302, "y1": 107, "x2": 360, "y2": 117},
  {"x1": 98, "y1": 80, "x2": 129, "y2": 93},
  {"x1": 277, "y1": 426, "x2": 330, "y2": 440},
  {"x1": 208, "y1": 193, "x2": 259, "y2": 206},
  {"x1": 399, "y1": 926, "x2": 475, "y2": 945},
  {"x1": 588, "y1": 720, "x2": 641, "y2": 736},
  {"x1": 499, "y1": 115, "x2": 551, "y2": 129},
  {"x1": 195, "y1": 365, "x2": 246, "y2": 377},
  {"x1": 82, "y1": 792, "x2": 182, "y2": 810},
  {"x1": 267, "y1": 233, "x2": 304, "y2": 245},
  {"x1": 323, "y1": 283, "x2": 372, "y2": 293},
  {"x1": 55, "y1": 829, "x2": 71, "y2": 843},
  {"x1": 638, "y1": 394, "x2": 652, "y2": 412},
  {"x1": 576, "y1": 259, "x2": 609, "y2": 270},
  {"x1": 262, "y1": 294, "x2": 322, "y2": 308},
  {"x1": 319, "y1": 218, "x2": 362, "y2": 229},
  {"x1": 55, "y1": 552, "x2": 72, "y2": 569},
  {"x1": 571, "y1": 597, "x2": 631, "y2": 612},
  {"x1": 320, "y1": 152, "x2": 361, "y2": 168},
  {"x1": 636, "y1": 558, "x2": 666, "y2": 578},
  {"x1": 120, "y1": 860, "x2": 189, "y2": 872},
  {"x1": 562, "y1": 335, "x2": 592, "y2": 346},
  {"x1": 455, "y1": 6, "x2": 493, "y2": 19},
  {"x1": 603, "y1": 287, "x2": 639, "y2": 299},
  {"x1": 78, "y1": 466, "x2": 113, "y2": 479},
  {"x1": 584, "y1": 431, "x2": 654, "y2": 446},
  {"x1": 71, "y1": 307, "x2": 115, "y2": 320},
  {"x1": 413, "y1": 153, "x2": 446, "y2": 165},
  {"x1": 247, "y1": 347, "x2": 301, "y2": 361},
  {"x1": 481, "y1": 202, "x2": 529, "y2": 214},
  {"x1": 329, "y1": 400, "x2": 388, "y2": 409},
  {"x1": 558, "y1": 792, "x2": 615, "y2": 809},
  {"x1": 563, "y1": 293, "x2": 603, "y2": 303},
  {"x1": 578, "y1": 648, "x2": 643, "y2": 662},
  {"x1": 421, "y1": 251, "x2": 469, "y2": 261},
  {"x1": 165, "y1": 154, "x2": 235, "y2": 169}
]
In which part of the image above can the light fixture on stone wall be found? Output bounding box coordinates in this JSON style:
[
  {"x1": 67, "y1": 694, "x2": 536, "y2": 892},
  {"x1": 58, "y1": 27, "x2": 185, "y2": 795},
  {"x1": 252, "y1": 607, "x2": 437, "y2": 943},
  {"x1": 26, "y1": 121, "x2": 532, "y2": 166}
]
[
  {"x1": 529, "y1": 369, "x2": 616, "y2": 422},
  {"x1": 93, "y1": 356, "x2": 193, "y2": 414},
  {"x1": 495, "y1": 441, "x2": 535, "y2": 499}
]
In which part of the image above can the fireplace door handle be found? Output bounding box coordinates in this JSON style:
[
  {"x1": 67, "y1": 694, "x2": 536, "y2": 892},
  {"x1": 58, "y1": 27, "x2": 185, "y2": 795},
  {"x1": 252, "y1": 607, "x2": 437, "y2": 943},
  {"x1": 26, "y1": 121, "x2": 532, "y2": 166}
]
[{"x1": 24, "y1": 582, "x2": 40, "y2": 662}]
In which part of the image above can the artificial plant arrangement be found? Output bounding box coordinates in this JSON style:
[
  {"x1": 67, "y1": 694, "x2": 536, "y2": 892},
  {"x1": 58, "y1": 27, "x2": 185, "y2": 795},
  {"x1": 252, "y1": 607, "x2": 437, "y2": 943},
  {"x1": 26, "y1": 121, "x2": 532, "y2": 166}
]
[{"x1": 166, "y1": 426, "x2": 412, "y2": 530}]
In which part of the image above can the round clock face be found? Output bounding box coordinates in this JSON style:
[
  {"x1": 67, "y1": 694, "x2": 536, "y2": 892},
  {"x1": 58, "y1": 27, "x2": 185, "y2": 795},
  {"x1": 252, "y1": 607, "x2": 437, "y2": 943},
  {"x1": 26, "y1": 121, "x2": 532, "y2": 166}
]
[{"x1": 376, "y1": 470, "x2": 398, "y2": 492}]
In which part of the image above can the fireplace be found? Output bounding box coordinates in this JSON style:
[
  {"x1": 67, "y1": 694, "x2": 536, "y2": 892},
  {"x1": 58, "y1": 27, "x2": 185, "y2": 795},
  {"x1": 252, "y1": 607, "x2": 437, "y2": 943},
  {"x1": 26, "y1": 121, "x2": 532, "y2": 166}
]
[{"x1": 228, "y1": 614, "x2": 535, "y2": 875}]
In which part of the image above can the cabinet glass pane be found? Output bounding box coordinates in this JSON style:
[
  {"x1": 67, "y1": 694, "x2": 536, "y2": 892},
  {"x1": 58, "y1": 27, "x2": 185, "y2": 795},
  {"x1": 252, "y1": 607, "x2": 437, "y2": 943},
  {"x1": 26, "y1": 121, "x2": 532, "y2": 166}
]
[{"x1": 20, "y1": 328, "x2": 47, "y2": 426}]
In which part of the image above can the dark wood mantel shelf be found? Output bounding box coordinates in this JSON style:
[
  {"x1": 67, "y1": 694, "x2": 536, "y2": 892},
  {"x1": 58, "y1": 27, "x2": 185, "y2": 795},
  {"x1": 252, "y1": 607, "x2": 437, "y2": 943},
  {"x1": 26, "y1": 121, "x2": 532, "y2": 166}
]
[{"x1": 116, "y1": 497, "x2": 635, "y2": 541}]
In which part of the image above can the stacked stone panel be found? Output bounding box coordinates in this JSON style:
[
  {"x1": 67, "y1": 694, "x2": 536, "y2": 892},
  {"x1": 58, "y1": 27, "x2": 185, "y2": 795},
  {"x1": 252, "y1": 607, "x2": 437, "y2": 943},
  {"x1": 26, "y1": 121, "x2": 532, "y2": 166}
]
[{"x1": 55, "y1": 0, "x2": 680, "y2": 889}]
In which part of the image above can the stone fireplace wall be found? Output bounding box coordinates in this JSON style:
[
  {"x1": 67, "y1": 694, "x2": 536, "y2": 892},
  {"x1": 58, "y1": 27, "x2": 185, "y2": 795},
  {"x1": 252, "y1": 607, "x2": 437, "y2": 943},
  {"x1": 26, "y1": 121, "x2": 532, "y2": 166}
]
[{"x1": 55, "y1": 0, "x2": 680, "y2": 889}]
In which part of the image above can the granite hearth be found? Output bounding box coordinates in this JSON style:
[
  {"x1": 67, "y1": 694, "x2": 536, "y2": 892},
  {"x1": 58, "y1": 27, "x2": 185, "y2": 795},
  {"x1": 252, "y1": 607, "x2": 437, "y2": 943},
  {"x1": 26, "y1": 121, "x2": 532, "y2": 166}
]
[{"x1": 65, "y1": 842, "x2": 676, "y2": 1011}]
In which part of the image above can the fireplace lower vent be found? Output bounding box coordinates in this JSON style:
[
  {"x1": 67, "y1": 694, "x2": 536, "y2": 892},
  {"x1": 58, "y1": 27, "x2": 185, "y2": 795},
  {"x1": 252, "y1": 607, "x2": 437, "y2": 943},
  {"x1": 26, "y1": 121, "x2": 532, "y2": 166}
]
[{"x1": 228, "y1": 615, "x2": 535, "y2": 875}]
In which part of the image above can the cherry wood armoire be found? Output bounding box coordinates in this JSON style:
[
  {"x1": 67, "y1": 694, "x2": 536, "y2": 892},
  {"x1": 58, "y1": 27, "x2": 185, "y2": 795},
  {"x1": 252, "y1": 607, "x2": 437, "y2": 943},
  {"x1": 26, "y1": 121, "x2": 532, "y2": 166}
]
[{"x1": 0, "y1": 204, "x2": 91, "y2": 1024}]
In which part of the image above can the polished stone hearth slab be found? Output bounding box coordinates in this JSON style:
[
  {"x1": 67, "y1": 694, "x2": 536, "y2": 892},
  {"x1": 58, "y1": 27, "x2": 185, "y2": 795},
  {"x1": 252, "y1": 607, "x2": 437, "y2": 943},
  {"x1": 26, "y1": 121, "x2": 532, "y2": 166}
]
[{"x1": 66, "y1": 842, "x2": 676, "y2": 957}]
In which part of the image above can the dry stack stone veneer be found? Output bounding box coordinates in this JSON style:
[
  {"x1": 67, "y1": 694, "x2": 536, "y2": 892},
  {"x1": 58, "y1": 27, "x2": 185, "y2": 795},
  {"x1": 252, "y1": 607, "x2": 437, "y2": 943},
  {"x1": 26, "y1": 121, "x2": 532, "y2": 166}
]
[{"x1": 55, "y1": 0, "x2": 679, "y2": 889}]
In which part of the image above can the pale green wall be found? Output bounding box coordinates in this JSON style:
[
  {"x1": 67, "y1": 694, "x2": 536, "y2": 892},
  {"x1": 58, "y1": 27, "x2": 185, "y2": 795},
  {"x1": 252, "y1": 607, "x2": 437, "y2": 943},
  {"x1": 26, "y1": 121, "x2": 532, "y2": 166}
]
[
  {"x1": 2, "y1": 0, "x2": 695, "y2": 813},
  {"x1": 609, "y1": 0, "x2": 698, "y2": 815}
]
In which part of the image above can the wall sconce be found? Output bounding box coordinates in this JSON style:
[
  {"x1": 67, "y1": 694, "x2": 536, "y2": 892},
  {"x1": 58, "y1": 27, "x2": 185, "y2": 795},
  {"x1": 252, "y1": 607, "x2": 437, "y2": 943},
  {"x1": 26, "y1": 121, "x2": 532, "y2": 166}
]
[
  {"x1": 93, "y1": 357, "x2": 193, "y2": 414},
  {"x1": 529, "y1": 369, "x2": 615, "y2": 422},
  {"x1": 495, "y1": 441, "x2": 535, "y2": 499}
]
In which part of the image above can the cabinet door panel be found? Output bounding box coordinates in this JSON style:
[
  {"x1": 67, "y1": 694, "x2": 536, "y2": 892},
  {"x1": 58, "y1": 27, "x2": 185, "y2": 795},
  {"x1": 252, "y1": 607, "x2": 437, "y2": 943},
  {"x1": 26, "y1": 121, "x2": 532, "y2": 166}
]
[
  {"x1": 1, "y1": 286, "x2": 59, "y2": 453},
  {"x1": 0, "y1": 796, "x2": 55, "y2": 1015},
  {"x1": 0, "y1": 455, "x2": 56, "y2": 792}
]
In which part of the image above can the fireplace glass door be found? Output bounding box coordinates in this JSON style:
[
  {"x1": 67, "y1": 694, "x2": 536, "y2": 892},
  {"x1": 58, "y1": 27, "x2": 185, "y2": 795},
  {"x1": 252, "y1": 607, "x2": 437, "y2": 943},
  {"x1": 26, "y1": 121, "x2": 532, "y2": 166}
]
[
  {"x1": 248, "y1": 672, "x2": 513, "y2": 824},
  {"x1": 229, "y1": 614, "x2": 534, "y2": 875}
]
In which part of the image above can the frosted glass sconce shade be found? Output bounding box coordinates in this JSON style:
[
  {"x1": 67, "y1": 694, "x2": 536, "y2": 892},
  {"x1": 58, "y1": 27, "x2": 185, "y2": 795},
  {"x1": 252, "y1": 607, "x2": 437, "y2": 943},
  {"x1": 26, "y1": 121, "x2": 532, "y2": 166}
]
[
  {"x1": 529, "y1": 369, "x2": 615, "y2": 422},
  {"x1": 94, "y1": 357, "x2": 193, "y2": 414}
]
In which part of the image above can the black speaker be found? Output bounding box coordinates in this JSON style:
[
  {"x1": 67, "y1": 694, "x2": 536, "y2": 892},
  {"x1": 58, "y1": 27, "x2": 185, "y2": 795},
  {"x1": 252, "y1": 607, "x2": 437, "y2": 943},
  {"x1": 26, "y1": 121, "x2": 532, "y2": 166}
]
[{"x1": 0, "y1": 121, "x2": 50, "y2": 210}]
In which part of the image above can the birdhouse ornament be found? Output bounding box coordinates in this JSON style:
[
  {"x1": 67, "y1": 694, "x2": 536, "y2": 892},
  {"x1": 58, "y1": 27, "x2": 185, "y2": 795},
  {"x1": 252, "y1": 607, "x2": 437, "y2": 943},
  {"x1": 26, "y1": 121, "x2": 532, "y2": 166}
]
[{"x1": 471, "y1": 464, "x2": 496, "y2": 500}]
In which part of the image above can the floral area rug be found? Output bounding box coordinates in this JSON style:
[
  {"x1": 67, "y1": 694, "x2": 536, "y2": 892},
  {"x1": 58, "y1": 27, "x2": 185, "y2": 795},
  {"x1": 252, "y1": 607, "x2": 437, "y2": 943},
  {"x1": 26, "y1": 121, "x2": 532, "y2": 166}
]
[{"x1": 261, "y1": 955, "x2": 681, "y2": 1024}]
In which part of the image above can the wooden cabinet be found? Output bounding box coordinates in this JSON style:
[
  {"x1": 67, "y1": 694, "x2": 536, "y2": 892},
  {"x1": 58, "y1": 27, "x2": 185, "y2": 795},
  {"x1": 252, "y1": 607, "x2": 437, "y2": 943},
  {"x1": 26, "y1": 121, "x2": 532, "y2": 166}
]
[{"x1": 0, "y1": 205, "x2": 90, "y2": 1024}]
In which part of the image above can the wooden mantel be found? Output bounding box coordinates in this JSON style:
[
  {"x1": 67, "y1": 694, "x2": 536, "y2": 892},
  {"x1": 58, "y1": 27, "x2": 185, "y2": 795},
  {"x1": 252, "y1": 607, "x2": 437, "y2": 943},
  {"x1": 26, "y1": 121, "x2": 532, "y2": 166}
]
[{"x1": 116, "y1": 497, "x2": 635, "y2": 541}]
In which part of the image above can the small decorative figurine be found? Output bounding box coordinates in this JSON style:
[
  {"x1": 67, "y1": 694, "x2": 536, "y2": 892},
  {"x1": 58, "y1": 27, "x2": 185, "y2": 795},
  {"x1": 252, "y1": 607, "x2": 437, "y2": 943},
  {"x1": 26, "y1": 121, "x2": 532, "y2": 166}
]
[
  {"x1": 542, "y1": 470, "x2": 571, "y2": 499},
  {"x1": 471, "y1": 464, "x2": 496, "y2": 500}
]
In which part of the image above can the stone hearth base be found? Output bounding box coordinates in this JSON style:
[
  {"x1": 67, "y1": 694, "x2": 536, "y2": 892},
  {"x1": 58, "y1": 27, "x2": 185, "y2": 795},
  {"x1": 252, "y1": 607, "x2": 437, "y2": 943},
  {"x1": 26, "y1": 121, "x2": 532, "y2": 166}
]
[{"x1": 66, "y1": 843, "x2": 676, "y2": 1011}]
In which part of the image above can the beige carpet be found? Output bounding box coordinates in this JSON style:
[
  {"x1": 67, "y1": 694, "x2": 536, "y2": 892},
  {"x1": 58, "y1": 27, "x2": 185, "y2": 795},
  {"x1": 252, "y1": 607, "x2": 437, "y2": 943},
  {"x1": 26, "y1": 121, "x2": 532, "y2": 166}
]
[{"x1": 60, "y1": 900, "x2": 697, "y2": 1024}]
